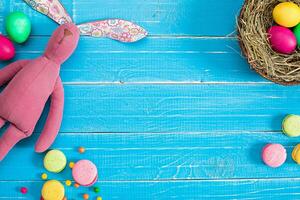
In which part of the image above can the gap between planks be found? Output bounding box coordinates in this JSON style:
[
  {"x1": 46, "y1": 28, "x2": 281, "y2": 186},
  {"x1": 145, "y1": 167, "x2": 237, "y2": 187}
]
[
  {"x1": 2, "y1": 177, "x2": 300, "y2": 183},
  {"x1": 21, "y1": 35, "x2": 238, "y2": 39},
  {"x1": 61, "y1": 81, "x2": 273, "y2": 85},
  {"x1": 33, "y1": 130, "x2": 282, "y2": 135}
]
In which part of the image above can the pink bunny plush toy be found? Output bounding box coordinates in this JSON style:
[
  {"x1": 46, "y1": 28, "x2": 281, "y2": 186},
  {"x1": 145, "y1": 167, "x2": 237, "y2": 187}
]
[
  {"x1": 0, "y1": 0, "x2": 147, "y2": 161},
  {"x1": 0, "y1": 23, "x2": 80, "y2": 161}
]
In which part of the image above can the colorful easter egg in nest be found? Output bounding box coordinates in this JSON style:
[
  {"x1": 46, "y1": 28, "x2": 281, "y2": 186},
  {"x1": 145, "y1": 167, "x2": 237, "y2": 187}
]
[
  {"x1": 268, "y1": 26, "x2": 297, "y2": 54},
  {"x1": 273, "y1": 2, "x2": 300, "y2": 28}
]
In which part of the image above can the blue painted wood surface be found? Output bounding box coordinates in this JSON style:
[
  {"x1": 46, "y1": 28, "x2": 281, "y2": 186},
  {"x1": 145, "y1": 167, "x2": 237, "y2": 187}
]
[{"x1": 0, "y1": 0, "x2": 299, "y2": 199}]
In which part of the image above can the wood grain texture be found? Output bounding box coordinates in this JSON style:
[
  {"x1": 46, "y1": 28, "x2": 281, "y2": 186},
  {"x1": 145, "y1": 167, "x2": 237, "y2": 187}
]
[
  {"x1": 1, "y1": 36, "x2": 262, "y2": 83},
  {"x1": 0, "y1": 132, "x2": 299, "y2": 181},
  {"x1": 1, "y1": 179, "x2": 300, "y2": 199},
  {"x1": 0, "y1": 0, "x2": 243, "y2": 36},
  {"x1": 31, "y1": 84, "x2": 300, "y2": 133},
  {"x1": 1, "y1": 0, "x2": 300, "y2": 199}
]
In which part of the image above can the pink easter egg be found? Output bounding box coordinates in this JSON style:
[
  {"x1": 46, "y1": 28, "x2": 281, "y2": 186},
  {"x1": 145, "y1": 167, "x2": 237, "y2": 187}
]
[
  {"x1": 0, "y1": 34, "x2": 15, "y2": 61},
  {"x1": 268, "y1": 26, "x2": 297, "y2": 54}
]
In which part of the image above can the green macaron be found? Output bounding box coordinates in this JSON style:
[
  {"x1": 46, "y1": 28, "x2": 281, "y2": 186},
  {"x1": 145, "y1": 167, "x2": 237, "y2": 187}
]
[
  {"x1": 44, "y1": 150, "x2": 67, "y2": 173},
  {"x1": 282, "y1": 114, "x2": 300, "y2": 137}
]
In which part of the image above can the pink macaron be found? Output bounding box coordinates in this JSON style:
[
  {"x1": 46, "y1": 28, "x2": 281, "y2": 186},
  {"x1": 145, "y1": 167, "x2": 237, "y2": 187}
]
[
  {"x1": 72, "y1": 160, "x2": 98, "y2": 186},
  {"x1": 261, "y1": 144, "x2": 287, "y2": 168}
]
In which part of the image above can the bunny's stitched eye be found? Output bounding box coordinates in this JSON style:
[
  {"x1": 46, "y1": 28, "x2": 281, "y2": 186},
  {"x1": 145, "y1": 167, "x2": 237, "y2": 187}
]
[{"x1": 63, "y1": 29, "x2": 73, "y2": 36}]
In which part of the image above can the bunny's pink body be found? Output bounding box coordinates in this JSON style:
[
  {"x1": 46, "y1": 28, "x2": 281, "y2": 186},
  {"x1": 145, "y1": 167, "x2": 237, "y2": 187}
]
[{"x1": 0, "y1": 23, "x2": 80, "y2": 161}]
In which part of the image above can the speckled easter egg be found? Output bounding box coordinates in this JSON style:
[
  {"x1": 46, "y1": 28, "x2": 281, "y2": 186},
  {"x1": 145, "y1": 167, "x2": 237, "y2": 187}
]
[
  {"x1": 5, "y1": 12, "x2": 31, "y2": 43},
  {"x1": 273, "y1": 2, "x2": 300, "y2": 28},
  {"x1": 268, "y1": 26, "x2": 297, "y2": 54},
  {"x1": 0, "y1": 34, "x2": 15, "y2": 61}
]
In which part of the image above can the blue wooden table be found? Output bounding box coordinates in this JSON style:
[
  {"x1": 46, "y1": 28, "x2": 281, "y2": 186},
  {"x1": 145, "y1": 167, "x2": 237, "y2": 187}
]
[{"x1": 1, "y1": 0, "x2": 300, "y2": 199}]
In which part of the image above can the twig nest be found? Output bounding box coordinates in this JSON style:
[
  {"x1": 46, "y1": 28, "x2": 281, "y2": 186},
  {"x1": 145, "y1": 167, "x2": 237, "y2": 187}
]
[{"x1": 238, "y1": 0, "x2": 300, "y2": 85}]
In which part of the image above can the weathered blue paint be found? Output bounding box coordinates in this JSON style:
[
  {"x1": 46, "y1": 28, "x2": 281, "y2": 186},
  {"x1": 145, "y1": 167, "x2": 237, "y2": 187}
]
[{"x1": 0, "y1": 0, "x2": 299, "y2": 199}]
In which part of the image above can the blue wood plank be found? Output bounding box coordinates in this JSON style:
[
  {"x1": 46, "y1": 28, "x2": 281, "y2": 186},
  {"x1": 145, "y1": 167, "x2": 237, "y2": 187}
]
[
  {"x1": 0, "y1": 36, "x2": 262, "y2": 83},
  {"x1": 17, "y1": 84, "x2": 298, "y2": 133},
  {"x1": 0, "y1": 0, "x2": 244, "y2": 36},
  {"x1": 0, "y1": 132, "x2": 300, "y2": 181},
  {"x1": 1, "y1": 179, "x2": 300, "y2": 199}
]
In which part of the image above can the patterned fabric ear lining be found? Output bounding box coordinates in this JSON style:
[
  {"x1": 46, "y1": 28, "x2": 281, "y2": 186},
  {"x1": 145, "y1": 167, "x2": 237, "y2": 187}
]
[
  {"x1": 23, "y1": 0, "x2": 73, "y2": 24},
  {"x1": 23, "y1": 0, "x2": 148, "y2": 42},
  {"x1": 77, "y1": 19, "x2": 148, "y2": 42}
]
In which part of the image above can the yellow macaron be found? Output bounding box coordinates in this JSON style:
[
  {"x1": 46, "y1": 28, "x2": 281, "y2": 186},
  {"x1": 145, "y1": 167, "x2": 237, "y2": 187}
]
[
  {"x1": 41, "y1": 180, "x2": 65, "y2": 200},
  {"x1": 292, "y1": 144, "x2": 300, "y2": 164}
]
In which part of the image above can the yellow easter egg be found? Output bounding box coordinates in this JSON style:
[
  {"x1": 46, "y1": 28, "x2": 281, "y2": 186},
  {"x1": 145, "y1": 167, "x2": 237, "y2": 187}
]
[{"x1": 273, "y1": 2, "x2": 300, "y2": 28}]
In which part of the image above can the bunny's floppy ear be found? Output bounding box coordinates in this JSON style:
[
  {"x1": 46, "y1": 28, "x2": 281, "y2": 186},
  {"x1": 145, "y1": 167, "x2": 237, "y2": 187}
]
[
  {"x1": 77, "y1": 19, "x2": 147, "y2": 43},
  {"x1": 23, "y1": 0, "x2": 73, "y2": 24},
  {"x1": 24, "y1": 0, "x2": 147, "y2": 42}
]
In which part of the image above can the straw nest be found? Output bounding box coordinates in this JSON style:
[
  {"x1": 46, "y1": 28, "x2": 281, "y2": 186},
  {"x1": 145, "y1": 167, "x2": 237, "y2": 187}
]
[{"x1": 238, "y1": 0, "x2": 300, "y2": 85}]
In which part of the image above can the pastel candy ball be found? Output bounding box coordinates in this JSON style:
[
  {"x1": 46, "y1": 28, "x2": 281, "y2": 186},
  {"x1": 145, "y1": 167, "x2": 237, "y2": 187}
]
[
  {"x1": 5, "y1": 12, "x2": 31, "y2": 43},
  {"x1": 292, "y1": 144, "x2": 300, "y2": 164},
  {"x1": 20, "y1": 187, "x2": 28, "y2": 194},
  {"x1": 69, "y1": 162, "x2": 75, "y2": 168},
  {"x1": 268, "y1": 26, "x2": 297, "y2": 54},
  {"x1": 0, "y1": 34, "x2": 15, "y2": 61},
  {"x1": 282, "y1": 114, "x2": 300, "y2": 137},
  {"x1": 72, "y1": 160, "x2": 98, "y2": 186},
  {"x1": 261, "y1": 144, "x2": 287, "y2": 168},
  {"x1": 65, "y1": 180, "x2": 72, "y2": 186},
  {"x1": 93, "y1": 186, "x2": 100, "y2": 193},
  {"x1": 44, "y1": 150, "x2": 67, "y2": 173},
  {"x1": 78, "y1": 147, "x2": 85, "y2": 153},
  {"x1": 83, "y1": 194, "x2": 89, "y2": 199},
  {"x1": 41, "y1": 173, "x2": 48, "y2": 180},
  {"x1": 273, "y1": 2, "x2": 300, "y2": 28},
  {"x1": 41, "y1": 180, "x2": 65, "y2": 200}
]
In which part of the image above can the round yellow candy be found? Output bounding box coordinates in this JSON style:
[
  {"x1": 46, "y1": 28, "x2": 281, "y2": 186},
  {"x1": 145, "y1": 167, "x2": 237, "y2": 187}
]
[
  {"x1": 42, "y1": 180, "x2": 65, "y2": 200},
  {"x1": 273, "y1": 2, "x2": 300, "y2": 28},
  {"x1": 44, "y1": 150, "x2": 67, "y2": 173},
  {"x1": 41, "y1": 173, "x2": 48, "y2": 180},
  {"x1": 69, "y1": 162, "x2": 75, "y2": 169},
  {"x1": 65, "y1": 180, "x2": 72, "y2": 186}
]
